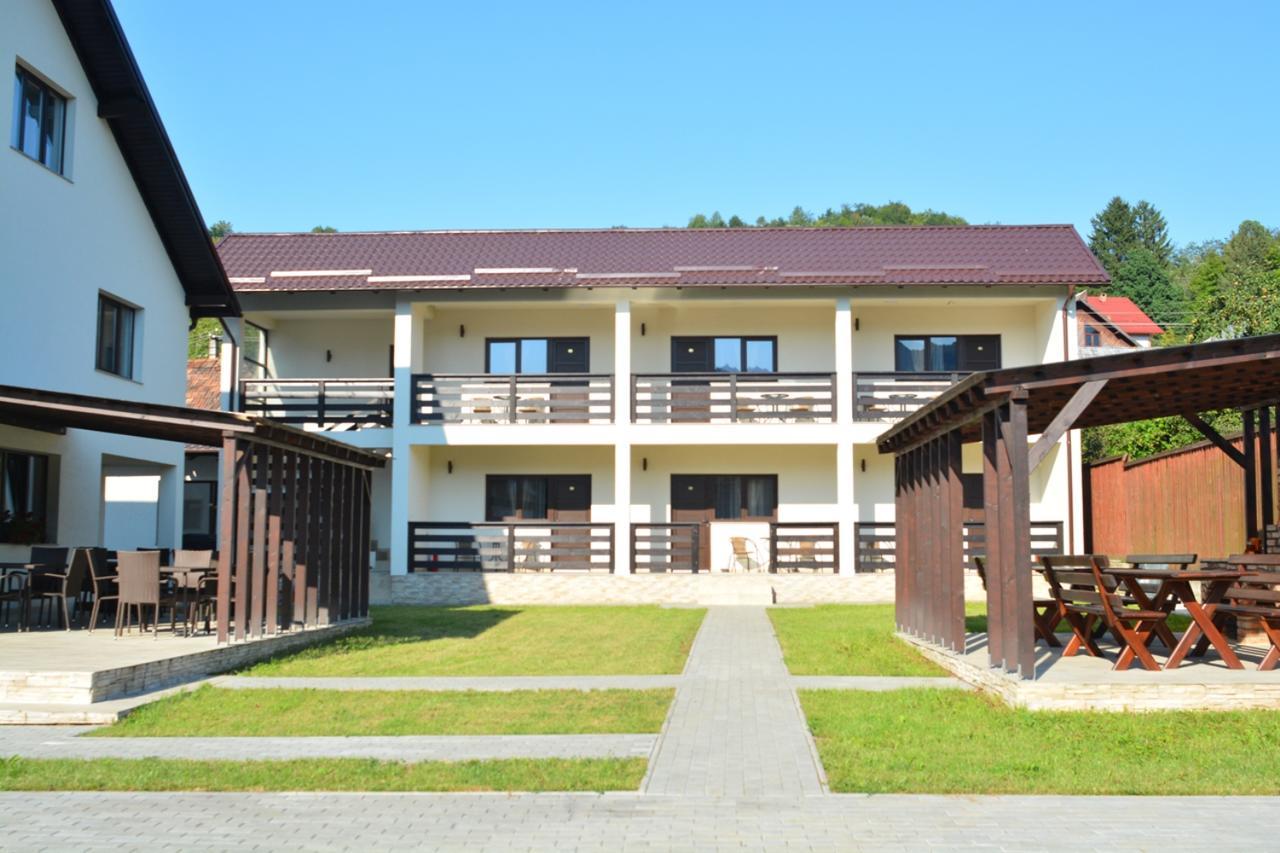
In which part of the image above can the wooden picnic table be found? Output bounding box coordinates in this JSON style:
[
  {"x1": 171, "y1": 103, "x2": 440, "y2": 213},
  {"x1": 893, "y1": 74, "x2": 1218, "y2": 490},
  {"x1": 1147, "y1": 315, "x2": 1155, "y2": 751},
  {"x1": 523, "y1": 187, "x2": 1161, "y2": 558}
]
[{"x1": 1105, "y1": 567, "x2": 1255, "y2": 670}]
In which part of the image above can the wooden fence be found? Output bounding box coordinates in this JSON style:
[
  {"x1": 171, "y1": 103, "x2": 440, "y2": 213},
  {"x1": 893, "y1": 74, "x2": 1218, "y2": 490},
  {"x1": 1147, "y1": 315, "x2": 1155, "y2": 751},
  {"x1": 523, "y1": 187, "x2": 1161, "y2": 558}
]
[{"x1": 1085, "y1": 428, "x2": 1279, "y2": 559}]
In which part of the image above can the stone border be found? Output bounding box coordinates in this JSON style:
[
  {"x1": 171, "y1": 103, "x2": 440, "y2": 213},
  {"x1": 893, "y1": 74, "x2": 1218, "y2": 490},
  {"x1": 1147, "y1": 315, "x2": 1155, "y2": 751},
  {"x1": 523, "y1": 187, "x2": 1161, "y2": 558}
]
[{"x1": 900, "y1": 632, "x2": 1280, "y2": 711}]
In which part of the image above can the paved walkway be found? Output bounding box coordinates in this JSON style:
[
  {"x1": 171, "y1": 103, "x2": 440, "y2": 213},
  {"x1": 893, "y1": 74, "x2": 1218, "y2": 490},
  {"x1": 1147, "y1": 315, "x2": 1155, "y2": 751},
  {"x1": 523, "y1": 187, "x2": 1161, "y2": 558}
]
[
  {"x1": 2, "y1": 728, "x2": 656, "y2": 761},
  {"x1": 644, "y1": 607, "x2": 825, "y2": 796},
  {"x1": 4, "y1": 792, "x2": 1279, "y2": 852}
]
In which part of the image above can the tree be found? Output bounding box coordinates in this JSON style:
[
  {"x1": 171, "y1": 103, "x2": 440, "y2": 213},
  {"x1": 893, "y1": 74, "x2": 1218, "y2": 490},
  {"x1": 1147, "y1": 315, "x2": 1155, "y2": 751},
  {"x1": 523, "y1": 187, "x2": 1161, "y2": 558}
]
[
  {"x1": 187, "y1": 317, "x2": 222, "y2": 359},
  {"x1": 1132, "y1": 200, "x2": 1172, "y2": 266},
  {"x1": 208, "y1": 220, "x2": 233, "y2": 244},
  {"x1": 1109, "y1": 247, "x2": 1182, "y2": 327},
  {"x1": 1088, "y1": 197, "x2": 1137, "y2": 276},
  {"x1": 310, "y1": 225, "x2": 338, "y2": 233},
  {"x1": 686, "y1": 201, "x2": 966, "y2": 229}
]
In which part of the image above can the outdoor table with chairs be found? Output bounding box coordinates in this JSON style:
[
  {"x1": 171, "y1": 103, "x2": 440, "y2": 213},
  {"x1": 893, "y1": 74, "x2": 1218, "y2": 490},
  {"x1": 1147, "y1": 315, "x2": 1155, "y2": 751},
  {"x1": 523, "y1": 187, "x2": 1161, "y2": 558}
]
[{"x1": 1034, "y1": 552, "x2": 1280, "y2": 672}]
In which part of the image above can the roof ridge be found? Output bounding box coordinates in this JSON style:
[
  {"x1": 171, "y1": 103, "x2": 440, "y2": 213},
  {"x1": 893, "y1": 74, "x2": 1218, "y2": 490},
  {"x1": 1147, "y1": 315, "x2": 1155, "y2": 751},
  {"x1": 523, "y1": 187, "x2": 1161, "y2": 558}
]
[{"x1": 220, "y1": 223, "x2": 1080, "y2": 238}]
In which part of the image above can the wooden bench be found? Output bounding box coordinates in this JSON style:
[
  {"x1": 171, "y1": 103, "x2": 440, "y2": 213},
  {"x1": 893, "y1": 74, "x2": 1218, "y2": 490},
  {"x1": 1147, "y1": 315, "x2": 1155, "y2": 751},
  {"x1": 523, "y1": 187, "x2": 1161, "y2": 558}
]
[
  {"x1": 1039, "y1": 554, "x2": 1170, "y2": 671},
  {"x1": 973, "y1": 555, "x2": 1062, "y2": 647},
  {"x1": 1218, "y1": 554, "x2": 1280, "y2": 670}
]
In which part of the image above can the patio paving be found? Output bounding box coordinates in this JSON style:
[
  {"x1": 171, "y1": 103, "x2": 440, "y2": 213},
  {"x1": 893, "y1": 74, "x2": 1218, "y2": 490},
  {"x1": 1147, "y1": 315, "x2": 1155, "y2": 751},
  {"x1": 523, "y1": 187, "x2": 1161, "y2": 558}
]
[{"x1": 3, "y1": 791, "x2": 1279, "y2": 851}]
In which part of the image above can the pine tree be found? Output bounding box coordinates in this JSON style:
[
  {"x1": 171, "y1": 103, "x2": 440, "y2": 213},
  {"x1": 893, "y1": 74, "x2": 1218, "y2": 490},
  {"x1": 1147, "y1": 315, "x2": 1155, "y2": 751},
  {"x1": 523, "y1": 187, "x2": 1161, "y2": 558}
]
[
  {"x1": 1088, "y1": 197, "x2": 1137, "y2": 276},
  {"x1": 1132, "y1": 200, "x2": 1172, "y2": 265}
]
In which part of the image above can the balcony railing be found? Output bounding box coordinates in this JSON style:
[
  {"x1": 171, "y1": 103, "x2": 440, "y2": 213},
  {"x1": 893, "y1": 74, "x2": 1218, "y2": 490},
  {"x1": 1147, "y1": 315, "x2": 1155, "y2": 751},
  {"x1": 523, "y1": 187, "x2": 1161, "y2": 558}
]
[
  {"x1": 407, "y1": 521, "x2": 614, "y2": 572},
  {"x1": 629, "y1": 521, "x2": 839, "y2": 573},
  {"x1": 410, "y1": 374, "x2": 614, "y2": 425},
  {"x1": 852, "y1": 372, "x2": 962, "y2": 421},
  {"x1": 632, "y1": 373, "x2": 836, "y2": 424},
  {"x1": 631, "y1": 522, "x2": 701, "y2": 573},
  {"x1": 240, "y1": 379, "x2": 393, "y2": 430},
  {"x1": 854, "y1": 519, "x2": 1064, "y2": 573},
  {"x1": 769, "y1": 522, "x2": 839, "y2": 573}
]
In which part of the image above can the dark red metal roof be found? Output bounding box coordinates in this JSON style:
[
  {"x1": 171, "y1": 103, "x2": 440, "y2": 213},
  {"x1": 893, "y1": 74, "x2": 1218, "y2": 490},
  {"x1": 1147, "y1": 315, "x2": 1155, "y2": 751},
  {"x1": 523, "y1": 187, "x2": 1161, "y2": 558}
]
[{"x1": 218, "y1": 225, "x2": 1108, "y2": 292}]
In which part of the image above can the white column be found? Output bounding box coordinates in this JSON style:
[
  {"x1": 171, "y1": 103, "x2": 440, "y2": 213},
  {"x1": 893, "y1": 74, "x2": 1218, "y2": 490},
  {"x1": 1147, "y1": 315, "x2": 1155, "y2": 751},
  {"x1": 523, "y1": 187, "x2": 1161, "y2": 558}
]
[
  {"x1": 218, "y1": 316, "x2": 243, "y2": 413},
  {"x1": 613, "y1": 299, "x2": 632, "y2": 573},
  {"x1": 389, "y1": 299, "x2": 424, "y2": 576},
  {"x1": 834, "y1": 297, "x2": 856, "y2": 573}
]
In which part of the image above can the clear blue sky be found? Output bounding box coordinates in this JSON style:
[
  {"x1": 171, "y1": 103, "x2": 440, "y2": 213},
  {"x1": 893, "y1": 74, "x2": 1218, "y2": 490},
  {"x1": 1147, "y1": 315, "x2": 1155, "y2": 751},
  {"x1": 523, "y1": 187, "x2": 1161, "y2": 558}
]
[{"x1": 115, "y1": 0, "x2": 1279, "y2": 247}]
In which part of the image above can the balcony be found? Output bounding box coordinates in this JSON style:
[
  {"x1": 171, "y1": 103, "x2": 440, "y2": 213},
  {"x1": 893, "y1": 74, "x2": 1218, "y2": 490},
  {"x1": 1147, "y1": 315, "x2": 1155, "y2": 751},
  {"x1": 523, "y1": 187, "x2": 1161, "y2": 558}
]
[
  {"x1": 240, "y1": 379, "x2": 393, "y2": 430},
  {"x1": 854, "y1": 519, "x2": 1064, "y2": 572},
  {"x1": 407, "y1": 521, "x2": 614, "y2": 572},
  {"x1": 852, "y1": 372, "x2": 962, "y2": 422},
  {"x1": 410, "y1": 374, "x2": 615, "y2": 425},
  {"x1": 632, "y1": 373, "x2": 836, "y2": 424}
]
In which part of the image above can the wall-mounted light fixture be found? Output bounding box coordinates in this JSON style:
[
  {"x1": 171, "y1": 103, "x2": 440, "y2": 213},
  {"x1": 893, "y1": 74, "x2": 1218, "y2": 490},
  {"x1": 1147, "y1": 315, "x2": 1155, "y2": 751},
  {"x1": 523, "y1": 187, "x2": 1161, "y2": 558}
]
[
  {"x1": 640, "y1": 322, "x2": 646, "y2": 336},
  {"x1": 854, "y1": 318, "x2": 860, "y2": 332},
  {"x1": 860, "y1": 459, "x2": 866, "y2": 472},
  {"x1": 459, "y1": 325, "x2": 465, "y2": 338},
  {"x1": 325, "y1": 349, "x2": 333, "y2": 362},
  {"x1": 447, "y1": 461, "x2": 453, "y2": 474},
  {"x1": 642, "y1": 457, "x2": 648, "y2": 471}
]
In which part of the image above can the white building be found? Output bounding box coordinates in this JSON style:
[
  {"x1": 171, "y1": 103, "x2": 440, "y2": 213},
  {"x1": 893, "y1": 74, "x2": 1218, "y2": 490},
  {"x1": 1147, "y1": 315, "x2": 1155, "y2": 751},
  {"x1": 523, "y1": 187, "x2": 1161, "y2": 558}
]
[
  {"x1": 214, "y1": 225, "x2": 1107, "y2": 589},
  {"x1": 0, "y1": 0, "x2": 238, "y2": 560}
]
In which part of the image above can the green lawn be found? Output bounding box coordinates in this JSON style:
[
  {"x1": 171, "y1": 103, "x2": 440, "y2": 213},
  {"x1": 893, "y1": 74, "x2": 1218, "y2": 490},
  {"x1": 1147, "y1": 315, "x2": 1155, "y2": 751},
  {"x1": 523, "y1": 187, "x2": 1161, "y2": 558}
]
[
  {"x1": 802, "y1": 688, "x2": 1280, "y2": 794},
  {"x1": 89, "y1": 685, "x2": 673, "y2": 737},
  {"x1": 244, "y1": 605, "x2": 704, "y2": 676},
  {"x1": 0, "y1": 757, "x2": 645, "y2": 792},
  {"x1": 769, "y1": 604, "x2": 978, "y2": 676}
]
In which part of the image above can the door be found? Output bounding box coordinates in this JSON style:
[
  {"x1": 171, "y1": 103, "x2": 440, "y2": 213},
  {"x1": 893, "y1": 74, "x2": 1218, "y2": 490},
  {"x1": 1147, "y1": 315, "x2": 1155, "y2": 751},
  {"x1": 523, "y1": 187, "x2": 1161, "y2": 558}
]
[
  {"x1": 671, "y1": 475, "x2": 714, "y2": 570},
  {"x1": 670, "y1": 338, "x2": 714, "y2": 421},
  {"x1": 549, "y1": 339, "x2": 590, "y2": 422}
]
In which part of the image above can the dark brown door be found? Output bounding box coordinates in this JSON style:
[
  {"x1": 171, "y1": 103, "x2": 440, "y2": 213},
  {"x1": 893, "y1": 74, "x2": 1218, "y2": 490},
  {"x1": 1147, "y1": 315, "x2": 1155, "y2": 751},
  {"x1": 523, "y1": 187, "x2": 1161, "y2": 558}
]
[
  {"x1": 549, "y1": 339, "x2": 590, "y2": 423},
  {"x1": 671, "y1": 475, "x2": 714, "y2": 570}
]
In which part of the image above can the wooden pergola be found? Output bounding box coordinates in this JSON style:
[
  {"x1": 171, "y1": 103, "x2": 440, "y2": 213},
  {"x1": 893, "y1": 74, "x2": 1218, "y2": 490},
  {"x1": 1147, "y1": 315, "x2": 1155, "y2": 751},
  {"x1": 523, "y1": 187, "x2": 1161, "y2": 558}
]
[
  {"x1": 0, "y1": 385, "x2": 385, "y2": 644},
  {"x1": 876, "y1": 334, "x2": 1280, "y2": 679}
]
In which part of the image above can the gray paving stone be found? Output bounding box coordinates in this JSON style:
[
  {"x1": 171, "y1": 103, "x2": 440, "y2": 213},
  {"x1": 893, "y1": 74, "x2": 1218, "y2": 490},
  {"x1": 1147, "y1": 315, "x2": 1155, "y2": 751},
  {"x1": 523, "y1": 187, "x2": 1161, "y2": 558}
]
[{"x1": 0, "y1": 727, "x2": 656, "y2": 761}]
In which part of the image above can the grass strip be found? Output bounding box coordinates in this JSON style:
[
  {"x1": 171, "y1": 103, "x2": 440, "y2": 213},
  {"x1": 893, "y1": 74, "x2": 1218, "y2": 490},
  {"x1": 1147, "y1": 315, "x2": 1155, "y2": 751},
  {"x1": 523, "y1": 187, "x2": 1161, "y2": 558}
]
[
  {"x1": 802, "y1": 687, "x2": 1280, "y2": 794},
  {"x1": 90, "y1": 685, "x2": 673, "y2": 737},
  {"x1": 769, "y1": 604, "x2": 957, "y2": 676},
  {"x1": 245, "y1": 605, "x2": 705, "y2": 676},
  {"x1": 0, "y1": 757, "x2": 645, "y2": 792}
]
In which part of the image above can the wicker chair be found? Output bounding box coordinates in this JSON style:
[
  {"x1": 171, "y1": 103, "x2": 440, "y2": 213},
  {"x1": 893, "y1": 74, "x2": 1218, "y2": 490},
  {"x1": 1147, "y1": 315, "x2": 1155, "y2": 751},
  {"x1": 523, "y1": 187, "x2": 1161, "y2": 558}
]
[
  {"x1": 28, "y1": 547, "x2": 86, "y2": 630},
  {"x1": 84, "y1": 547, "x2": 118, "y2": 632},
  {"x1": 171, "y1": 550, "x2": 215, "y2": 634},
  {"x1": 115, "y1": 550, "x2": 176, "y2": 638}
]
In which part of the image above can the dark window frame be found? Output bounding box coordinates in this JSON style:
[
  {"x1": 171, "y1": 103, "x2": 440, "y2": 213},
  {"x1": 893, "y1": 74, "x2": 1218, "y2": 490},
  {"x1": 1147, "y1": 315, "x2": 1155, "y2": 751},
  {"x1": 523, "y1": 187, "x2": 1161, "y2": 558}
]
[
  {"x1": 0, "y1": 448, "x2": 50, "y2": 544},
  {"x1": 484, "y1": 474, "x2": 591, "y2": 521},
  {"x1": 241, "y1": 321, "x2": 269, "y2": 379},
  {"x1": 670, "y1": 336, "x2": 778, "y2": 373},
  {"x1": 484, "y1": 337, "x2": 589, "y2": 374},
  {"x1": 893, "y1": 334, "x2": 1001, "y2": 373},
  {"x1": 95, "y1": 293, "x2": 137, "y2": 379},
  {"x1": 11, "y1": 65, "x2": 68, "y2": 175},
  {"x1": 670, "y1": 473, "x2": 779, "y2": 521},
  {"x1": 1084, "y1": 325, "x2": 1102, "y2": 347}
]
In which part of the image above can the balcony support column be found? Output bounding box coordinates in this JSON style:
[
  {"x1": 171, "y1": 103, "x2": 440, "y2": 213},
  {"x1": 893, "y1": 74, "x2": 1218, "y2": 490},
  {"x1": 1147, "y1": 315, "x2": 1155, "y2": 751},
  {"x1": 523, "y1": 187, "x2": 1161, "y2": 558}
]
[
  {"x1": 835, "y1": 297, "x2": 856, "y2": 573},
  {"x1": 390, "y1": 299, "x2": 428, "y2": 576},
  {"x1": 614, "y1": 299, "x2": 632, "y2": 573},
  {"x1": 218, "y1": 316, "x2": 244, "y2": 413}
]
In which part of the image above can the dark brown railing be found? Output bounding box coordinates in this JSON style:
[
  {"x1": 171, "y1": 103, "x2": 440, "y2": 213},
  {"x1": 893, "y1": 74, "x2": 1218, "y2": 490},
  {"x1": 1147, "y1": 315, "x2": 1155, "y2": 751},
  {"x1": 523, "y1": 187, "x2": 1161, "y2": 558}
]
[
  {"x1": 854, "y1": 519, "x2": 1064, "y2": 573},
  {"x1": 769, "y1": 522, "x2": 838, "y2": 573},
  {"x1": 240, "y1": 379, "x2": 393, "y2": 429},
  {"x1": 632, "y1": 373, "x2": 836, "y2": 424},
  {"x1": 852, "y1": 372, "x2": 962, "y2": 421},
  {"x1": 410, "y1": 374, "x2": 614, "y2": 424},
  {"x1": 408, "y1": 521, "x2": 614, "y2": 572},
  {"x1": 631, "y1": 522, "x2": 701, "y2": 573}
]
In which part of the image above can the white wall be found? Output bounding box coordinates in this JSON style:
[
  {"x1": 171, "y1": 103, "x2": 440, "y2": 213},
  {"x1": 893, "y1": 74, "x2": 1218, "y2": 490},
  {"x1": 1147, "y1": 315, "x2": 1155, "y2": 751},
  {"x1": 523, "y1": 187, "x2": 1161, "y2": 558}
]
[
  {"x1": 632, "y1": 303, "x2": 835, "y2": 373},
  {"x1": 0, "y1": 0, "x2": 191, "y2": 558},
  {"x1": 253, "y1": 315, "x2": 393, "y2": 379},
  {"x1": 422, "y1": 306, "x2": 615, "y2": 373},
  {"x1": 851, "y1": 301, "x2": 1049, "y2": 371}
]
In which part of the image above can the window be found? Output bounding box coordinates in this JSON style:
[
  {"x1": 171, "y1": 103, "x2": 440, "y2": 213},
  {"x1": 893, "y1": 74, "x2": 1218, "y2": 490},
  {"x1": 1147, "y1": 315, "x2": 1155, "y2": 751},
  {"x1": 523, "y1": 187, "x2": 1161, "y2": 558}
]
[
  {"x1": 671, "y1": 337, "x2": 777, "y2": 373},
  {"x1": 671, "y1": 474, "x2": 778, "y2": 520},
  {"x1": 485, "y1": 338, "x2": 588, "y2": 374},
  {"x1": 241, "y1": 322, "x2": 268, "y2": 379},
  {"x1": 893, "y1": 335, "x2": 1000, "y2": 372},
  {"x1": 1084, "y1": 325, "x2": 1101, "y2": 347},
  {"x1": 96, "y1": 294, "x2": 136, "y2": 378},
  {"x1": 0, "y1": 449, "x2": 49, "y2": 544},
  {"x1": 484, "y1": 475, "x2": 591, "y2": 521},
  {"x1": 11, "y1": 66, "x2": 67, "y2": 174}
]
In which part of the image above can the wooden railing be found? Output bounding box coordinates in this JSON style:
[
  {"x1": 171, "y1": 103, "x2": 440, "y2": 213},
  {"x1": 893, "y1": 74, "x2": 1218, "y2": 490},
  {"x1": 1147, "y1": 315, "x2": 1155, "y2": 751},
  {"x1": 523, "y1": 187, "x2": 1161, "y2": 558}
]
[
  {"x1": 407, "y1": 521, "x2": 614, "y2": 572},
  {"x1": 852, "y1": 372, "x2": 962, "y2": 421},
  {"x1": 240, "y1": 379, "x2": 393, "y2": 430},
  {"x1": 631, "y1": 522, "x2": 701, "y2": 573},
  {"x1": 769, "y1": 522, "x2": 838, "y2": 573},
  {"x1": 632, "y1": 373, "x2": 836, "y2": 424},
  {"x1": 854, "y1": 519, "x2": 1064, "y2": 573},
  {"x1": 410, "y1": 374, "x2": 614, "y2": 424}
]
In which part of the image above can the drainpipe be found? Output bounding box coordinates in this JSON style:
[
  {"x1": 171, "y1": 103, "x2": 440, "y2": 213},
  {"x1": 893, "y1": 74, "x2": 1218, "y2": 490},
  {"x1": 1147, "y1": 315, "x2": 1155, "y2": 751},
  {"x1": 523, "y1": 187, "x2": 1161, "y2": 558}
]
[{"x1": 1062, "y1": 286, "x2": 1076, "y2": 550}]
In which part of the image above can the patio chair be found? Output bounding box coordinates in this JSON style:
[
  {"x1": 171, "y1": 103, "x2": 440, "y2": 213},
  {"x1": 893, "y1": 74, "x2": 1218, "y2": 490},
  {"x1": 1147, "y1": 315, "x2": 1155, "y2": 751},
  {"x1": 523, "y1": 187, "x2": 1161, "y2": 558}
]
[
  {"x1": 171, "y1": 550, "x2": 214, "y2": 632},
  {"x1": 28, "y1": 547, "x2": 87, "y2": 630},
  {"x1": 728, "y1": 536, "x2": 762, "y2": 572},
  {"x1": 115, "y1": 550, "x2": 177, "y2": 639},
  {"x1": 973, "y1": 555, "x2": 1062, "y2": 647},
  {"x1": 1039, "y1": 554, "x2": 1169, "y2": 671},
  {"x1": 0, "y1": 570, "x2": 29, "y2": 631},
  {"x1": 84, "y1": 547, "x2": 117, "y2": 632},
  {"x1": 1218, "y1": 566, "x2": 1280, "y2": 670}
]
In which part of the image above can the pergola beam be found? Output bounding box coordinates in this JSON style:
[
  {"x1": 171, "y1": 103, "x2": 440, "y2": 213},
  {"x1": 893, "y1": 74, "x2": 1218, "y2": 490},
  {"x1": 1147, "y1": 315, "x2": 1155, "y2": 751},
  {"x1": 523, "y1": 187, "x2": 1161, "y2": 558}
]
[
  {"x1": 1183, "y1": 412, "x2": 1246, "y2": 468},
  {"x1": 1027, "y1": 379, "x2": 1107, "y2": 474}
]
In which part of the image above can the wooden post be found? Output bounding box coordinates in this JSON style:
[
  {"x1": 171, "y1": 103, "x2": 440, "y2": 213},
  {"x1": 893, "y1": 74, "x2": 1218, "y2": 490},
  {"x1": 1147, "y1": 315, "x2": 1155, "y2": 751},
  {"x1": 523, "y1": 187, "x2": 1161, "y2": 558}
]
[
  {"x1": 215, "y1": 436, "x2": 237, "y2": 644},
  {"x1": 266, "y1": 446, "x2": 283, "y2": 635},
  {"x1": 280, "y1": 451, "x2": 296, "y2": 631},
  {"x1": 317, "y1": 459, "x2": 332, "y2": 625},
  {"x1": 359, "y1": 469, "x2": 372, "y2": 618},
  {"x1": 306, "y1": 456, "x2": 321, "y2": 627},
  {"x1": 294, "y1": 453, "x2": 311, "y2": 629},
  {"x1": 945, "y1": 431, "x2": 965, "y2": 652},
  {"x1": 249, "y1": 446, "x2": 269, "y2": 639},
  {"x1": 894, "y1": 455, "x2": 904, "y2": 630},
  {"x1": 983, "y1": 407, "x2": 1004, "y2": 668},
  {"x1": 1001, "y1": 392, "x2": 1034, "y2": 678},
  {"x1": 1245, "y1": 408, "x2": 1259, "y2": 542},
  {"x1": 233, "y1": 442, "x2": 252, "y2": 642},
  {"x1": 1260, "y1": 407, "x2": 1274, "y2": 536}
]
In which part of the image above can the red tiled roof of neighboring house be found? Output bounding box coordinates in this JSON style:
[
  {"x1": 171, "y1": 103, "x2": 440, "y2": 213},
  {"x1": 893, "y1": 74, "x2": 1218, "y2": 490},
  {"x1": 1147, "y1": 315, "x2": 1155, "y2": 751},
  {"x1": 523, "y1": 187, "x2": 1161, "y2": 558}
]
[
  {"x1": 217, "y1": 225, "x2": 1109, "y2": 292},
  {"x1": 1082, "y1": 294, "x2": 1164, "y2": 336},
  {"x1": 186, "y1": 358, "x2": 221, "y2": 411}
]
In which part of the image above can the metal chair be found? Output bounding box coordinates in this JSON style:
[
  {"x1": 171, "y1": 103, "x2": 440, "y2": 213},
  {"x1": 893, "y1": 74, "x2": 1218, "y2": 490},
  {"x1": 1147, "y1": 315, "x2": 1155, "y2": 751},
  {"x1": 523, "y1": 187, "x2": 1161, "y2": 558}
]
[
  {"x1": 28, "y1": 547, "x2": 86, "y2": 630},
  {"x1": 727, "y1": 536, "x2": 763, "y2": 572}
]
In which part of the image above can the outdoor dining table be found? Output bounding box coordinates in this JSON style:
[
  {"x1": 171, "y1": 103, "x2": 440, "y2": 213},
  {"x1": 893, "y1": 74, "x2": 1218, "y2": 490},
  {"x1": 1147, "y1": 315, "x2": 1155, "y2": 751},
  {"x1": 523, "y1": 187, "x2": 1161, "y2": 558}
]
[{"x1": 1105, "y1": 567, "x2": 1256, "y2": 670}]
